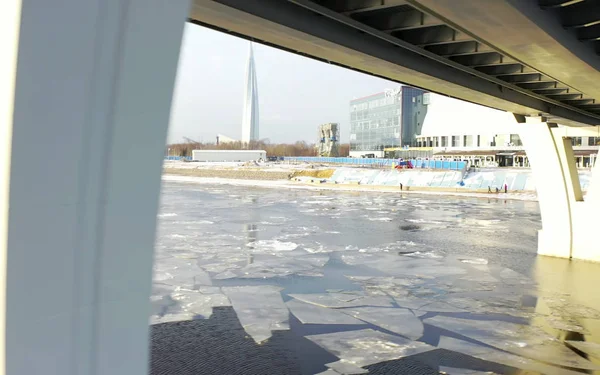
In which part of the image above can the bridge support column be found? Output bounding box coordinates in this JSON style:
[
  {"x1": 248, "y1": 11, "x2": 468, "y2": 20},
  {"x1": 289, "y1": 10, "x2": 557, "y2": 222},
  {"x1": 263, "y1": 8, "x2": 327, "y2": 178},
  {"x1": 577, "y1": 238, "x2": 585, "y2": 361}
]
[
  {"x1": 571, "y1": 151, "x2": 600, "y2": 261},
  {"x1": 519, "y1": 119, "x2": 575, "y2": 258},
  {"x1": 0, "y1": 1, "x2": 188, "y2": 374},
  {"x1": 518, "y1": 117, "x2": 600, "y2": 260}
]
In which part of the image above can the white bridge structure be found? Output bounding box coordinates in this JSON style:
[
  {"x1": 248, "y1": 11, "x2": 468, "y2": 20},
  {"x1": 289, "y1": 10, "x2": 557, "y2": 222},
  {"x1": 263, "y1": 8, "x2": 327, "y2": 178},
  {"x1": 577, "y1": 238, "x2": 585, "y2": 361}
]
[{"x1": 2, "y1": 0, "x2": 600, "y2": 374}]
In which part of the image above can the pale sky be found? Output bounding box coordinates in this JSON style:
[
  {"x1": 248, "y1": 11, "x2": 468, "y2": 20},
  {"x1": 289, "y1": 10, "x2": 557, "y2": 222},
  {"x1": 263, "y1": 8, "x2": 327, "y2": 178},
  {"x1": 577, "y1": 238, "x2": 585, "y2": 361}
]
[
  {"x1": 168, "y1": 23, "x2": 513, "y2": 145},
  {"x1": 168, "y1": 24, "x2": 394, "y2": 144}
]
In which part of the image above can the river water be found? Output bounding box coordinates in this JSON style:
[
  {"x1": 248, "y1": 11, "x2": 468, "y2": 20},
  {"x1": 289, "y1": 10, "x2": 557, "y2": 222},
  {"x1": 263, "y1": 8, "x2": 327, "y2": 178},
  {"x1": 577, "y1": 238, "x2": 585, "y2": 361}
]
[{"x1": 150, "y1": 181, "x2": 600, "y2": 375}]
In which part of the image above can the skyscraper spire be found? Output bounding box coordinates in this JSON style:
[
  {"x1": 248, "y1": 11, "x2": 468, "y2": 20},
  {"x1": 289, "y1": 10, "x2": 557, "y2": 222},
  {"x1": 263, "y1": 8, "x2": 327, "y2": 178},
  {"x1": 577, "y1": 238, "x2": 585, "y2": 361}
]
[{"x1": 242, "y1": 42, "x2": 259, "y2": 144}]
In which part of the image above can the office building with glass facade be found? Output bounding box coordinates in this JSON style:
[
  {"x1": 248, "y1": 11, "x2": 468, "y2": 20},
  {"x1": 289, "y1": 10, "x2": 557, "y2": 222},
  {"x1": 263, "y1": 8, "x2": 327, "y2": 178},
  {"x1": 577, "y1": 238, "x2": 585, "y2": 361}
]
[{"x1": 349, "y1": 86, "x2": 427, "y2": 157}]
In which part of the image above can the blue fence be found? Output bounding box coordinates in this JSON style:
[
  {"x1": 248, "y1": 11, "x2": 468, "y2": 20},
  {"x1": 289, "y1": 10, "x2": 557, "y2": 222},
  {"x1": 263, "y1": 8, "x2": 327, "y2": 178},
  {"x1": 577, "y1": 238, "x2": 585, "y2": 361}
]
[
  {"x1": 283, "y1": 157, "x2": 466, "y2": 171},
  {"x1": 164, "y1": 156, "x2": 192, "y2": 161}
]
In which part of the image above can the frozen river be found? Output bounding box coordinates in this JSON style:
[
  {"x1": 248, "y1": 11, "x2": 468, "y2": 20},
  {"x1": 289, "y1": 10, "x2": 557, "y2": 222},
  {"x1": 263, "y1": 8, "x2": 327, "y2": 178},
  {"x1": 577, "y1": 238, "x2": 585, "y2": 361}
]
[{"x1": 150, "y1": 181, "x2": 600, "y2": 375}]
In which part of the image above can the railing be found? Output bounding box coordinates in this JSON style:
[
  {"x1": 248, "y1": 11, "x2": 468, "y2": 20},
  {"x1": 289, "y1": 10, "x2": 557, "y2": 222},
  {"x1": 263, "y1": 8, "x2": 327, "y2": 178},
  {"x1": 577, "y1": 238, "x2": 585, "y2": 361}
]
[
  {"x1": 164, "y1": 156, "x2": 192, "y2": 161},
  {"x1": 283, "y1": 157, "x2": 466, "y2": 170}
]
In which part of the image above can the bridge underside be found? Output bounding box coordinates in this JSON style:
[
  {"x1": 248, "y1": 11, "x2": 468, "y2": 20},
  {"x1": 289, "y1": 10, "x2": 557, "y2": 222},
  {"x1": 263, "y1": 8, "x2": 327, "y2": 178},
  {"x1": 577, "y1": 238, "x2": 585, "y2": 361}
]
[{"x1": 191, "y1": 0, "x2": 600, "y2": 127}]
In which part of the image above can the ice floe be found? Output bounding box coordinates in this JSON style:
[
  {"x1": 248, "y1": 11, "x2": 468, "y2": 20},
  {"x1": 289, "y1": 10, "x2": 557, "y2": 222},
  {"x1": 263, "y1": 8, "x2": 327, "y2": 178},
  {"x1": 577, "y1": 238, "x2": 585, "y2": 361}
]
[
  {"x1": 285, "y1": 299, "x2": 364, "y2": 325},
  {"x1": 338, "y1": 306, "x2": 424, "y2": 340},
  {"x1": 306, "y1": 329, "x2": 434, "y2": 369},
  {"x1": 438, "y1": 336, "x2": 584, "y2": 375},
  {"x1": 289, "y1": 291, "x2": 394, "y2": 309},
  {"x1": 222, "y1": 285, "x2": 289, "y2": 343},
  {"x1": 426, "y1": 316, "x2": 600, "y2": 370}
]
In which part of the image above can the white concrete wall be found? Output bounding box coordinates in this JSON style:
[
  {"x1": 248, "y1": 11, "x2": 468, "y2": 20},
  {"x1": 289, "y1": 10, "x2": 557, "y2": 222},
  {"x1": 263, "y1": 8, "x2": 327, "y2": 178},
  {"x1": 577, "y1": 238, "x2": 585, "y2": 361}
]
[
  {"x1": 349, "y1": 151, "x2": 384, "y2": 158},
  {"x1": 519, "y1": 122, "x2": 573, "y2": 258},
  {"x1": 0, "y1": 1, "x2": 189, "y2": 374},
  {"x1": 419, "y1": 94, "x2": 521, "y2": 137},
  {"x1": 520, "y1": 120, "x2": 600, "y2": 261}
]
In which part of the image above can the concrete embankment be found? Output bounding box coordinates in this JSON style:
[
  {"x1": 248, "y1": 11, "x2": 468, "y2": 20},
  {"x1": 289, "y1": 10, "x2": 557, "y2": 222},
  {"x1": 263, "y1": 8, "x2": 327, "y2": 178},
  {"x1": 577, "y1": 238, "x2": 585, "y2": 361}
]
[
  {"x1": 162, "y1": 161, "x2": 591, "y2": 201},
  {"x1": 164, "y1": 167, "x2": 291, "y2": 180},
  {"x1": 163, "y1": 161, "x2": 334, "y2": 181}
]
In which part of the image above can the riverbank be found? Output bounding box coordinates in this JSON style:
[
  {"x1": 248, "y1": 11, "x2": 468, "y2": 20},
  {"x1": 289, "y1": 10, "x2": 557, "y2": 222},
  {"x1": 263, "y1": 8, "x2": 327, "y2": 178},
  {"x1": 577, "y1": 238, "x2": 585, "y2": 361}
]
[
  {"x1": 162, "y1": 174, "x2": 538, "y2": 202},
  {"x1": 163, "y1": 161, "x2": 541, "y2": 201}
]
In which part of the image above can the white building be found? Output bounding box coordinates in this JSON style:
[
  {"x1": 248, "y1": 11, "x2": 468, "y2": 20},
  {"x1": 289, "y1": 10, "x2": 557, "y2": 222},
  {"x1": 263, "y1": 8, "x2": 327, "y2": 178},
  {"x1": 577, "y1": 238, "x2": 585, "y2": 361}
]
[
  {"x1": 241, "y1": 43, "x2": 259, "y2": 143},
  {"x1": 413, "y1": 94, "x2": 599, "y2": 168},
  {"x1": 192, "y1": 150, "x2": 266, "y2": 162}
]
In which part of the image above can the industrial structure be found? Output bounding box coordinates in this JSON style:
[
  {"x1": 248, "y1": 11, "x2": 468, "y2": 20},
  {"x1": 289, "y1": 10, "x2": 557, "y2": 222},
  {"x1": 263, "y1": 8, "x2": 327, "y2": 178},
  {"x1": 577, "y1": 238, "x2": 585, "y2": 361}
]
[
  {"x1": 317, "y1": 123, "x2": 340, "y2": 157},
  {"x1": 191, "y1": 150, "x2": 266, "y2": 162},
  {"x1": 350, "y1": 86, "x2": 427, "y2": 157},
  {"x1": 241, "y1": 42, "x2": 259, "y2": 144},
  {"x1": 215, "y1": 134, "x2": 237, "y2": 145}
]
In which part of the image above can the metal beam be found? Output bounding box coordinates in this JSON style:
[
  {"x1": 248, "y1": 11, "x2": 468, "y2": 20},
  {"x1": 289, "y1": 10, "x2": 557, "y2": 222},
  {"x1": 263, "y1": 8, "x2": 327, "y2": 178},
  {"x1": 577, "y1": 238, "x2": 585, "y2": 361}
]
[
  {"x1": 351, "y1": 6, "x2": 443, "y2": 32},
  {"x1": 467, "y1": 57, "x2": 519, "y2": 67},
  {"x1": 406, "y1": 0, "x2": 600, "y2": 113},
  {"x1": 517, "y1": 81, "x2": 561, "y2": 90},
  {"x1": 318, "y1": 0, "x2": 408, "y2": 15},
  {"x1": 533, "y1": 88, "x2": 570, "y2": 94},
  {"x1": 561, "y1": 1, "x2": 600, "y2": 28},
  {"x1": 577, "y1": 24, "x2": 600, "y2": 41},
  {"x1": 562, "y1": 98, "x2": 596, "y2": 105},
  {"x1": 450, "y1": 52, "x2": 503, "y2": 66},
  {"x1": 497, "y1": 73, "x2": 548, "y2": 83},
  {"x1": 476, "y1": 64, "x2": 536, "y2": 76},
  {"x1": 539, "y1": 0, "x2": 585, "y2": 9},
  {"x1": 425, "y1": 41, "x2": 493, "y2": 56},
  {"x1": 393, "y1": 25, "x2": 472, "y2": 45},
  {"x1": 546, "y1": 93, "x2": 584, "y2": 100}
]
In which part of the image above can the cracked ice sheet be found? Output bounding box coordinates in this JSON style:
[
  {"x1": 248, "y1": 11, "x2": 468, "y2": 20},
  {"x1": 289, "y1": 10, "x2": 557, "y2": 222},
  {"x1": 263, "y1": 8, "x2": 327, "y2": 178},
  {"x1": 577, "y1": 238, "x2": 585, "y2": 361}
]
[
  {"x1": 497, "y1": 268, "x2": 535, "y2": 286},
  {"x1": 542, "y1": 296, "x2": 600, "y2": 319},
  {"x1": 339, "y1": 306, "x2": 424, "y2": 340},
  {"x1": 237, "y1": 253, "x2": 329, "y2": 279},
  {"x1": 153, "y1": 263, "x2": 212, "y2": 289},
  {"x1": 346, "y1": 276, "x2": 416, "y2": 298},
  {"x1": 542, "y1": 315, "x2": 589, "y2": 334},
  {"x1": 425, "y1": 316, "x2": 600, "y2": 370},
  {"x1": 306, "y1": 329, "x2": 434, "y2": 369},
  {"x1": 439, "y1": 366, "x2": 497, "y2": 375},
  {"x1": 285, "y1": 300, "x2": 364, "y2": 325},
  {"x1": 393, "y1": 295, "x2": 467, "y2": 314},
  {"x1": 288, "y1": 292, "x2": 394, "y2": 308},
  {"x1": 315, "y1": 370, "x2": 342, "y2": 375},
  {"x1": 222, "y1": 285, "x2": 289, "y2": 343},
  {"x1": 325, "y1": 360, "x2": 368, "y2": 374},
  {"x1": 150, "y1": 312, "x2": 194, "y2": 325},
  {"x1": 566, "y1": 341, "x2": 600, "y2": 360},
  {"x1": 437, "y1": 336, "x2": 584, "y2": 375},
  {"x1": 170, "y1": 288, "x2": 231, "y2": 318},
  {"x1": 342, "y1": 254, "x2": 466, "y2": 278}
]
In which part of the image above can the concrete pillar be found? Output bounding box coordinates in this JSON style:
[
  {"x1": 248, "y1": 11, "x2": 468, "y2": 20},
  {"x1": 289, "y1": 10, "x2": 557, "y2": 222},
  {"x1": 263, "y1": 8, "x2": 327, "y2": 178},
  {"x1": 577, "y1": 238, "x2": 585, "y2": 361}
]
[
  {"x1": 518, "y1": 120, "x2": 574, "y2": 258},
  {"x1": 518, "y1": 117, "x2": 600, "y2": 261},
  {"x1": 0, "y1": 1, "x2": 189, "y2": 374},
  {"x1": 571, "y1": 151, "x2": 600, "y2": 261}
]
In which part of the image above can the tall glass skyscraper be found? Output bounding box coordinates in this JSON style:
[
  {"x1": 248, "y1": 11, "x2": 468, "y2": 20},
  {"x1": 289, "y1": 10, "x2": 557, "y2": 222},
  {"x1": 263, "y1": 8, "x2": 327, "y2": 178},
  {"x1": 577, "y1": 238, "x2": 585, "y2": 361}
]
[
  {"x1": 242, "y1": 43, "x2": 259, "y2": 143},
  {"x1": 349, "y1": 86, "x2": 427, "y2": 157}
]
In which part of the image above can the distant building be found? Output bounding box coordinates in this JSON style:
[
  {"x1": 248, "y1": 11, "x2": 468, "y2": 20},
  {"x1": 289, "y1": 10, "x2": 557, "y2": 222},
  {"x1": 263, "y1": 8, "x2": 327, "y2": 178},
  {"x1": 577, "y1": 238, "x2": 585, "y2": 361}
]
[
  {"x1": 317, "y1": 123, "x2": 340, "y2": 157},
  {"x1": 411, "y1": 94, "x2": 598, "y2": 168},
  {"x1": 241, "y1": 43, "x2": 259, "y2": 144},
  {"x1": 192, "y1": 150, "x2": 266, "y2": 162},
  {"x1": 349, "y1": 86, "x2": 427, "y2": 158}
]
